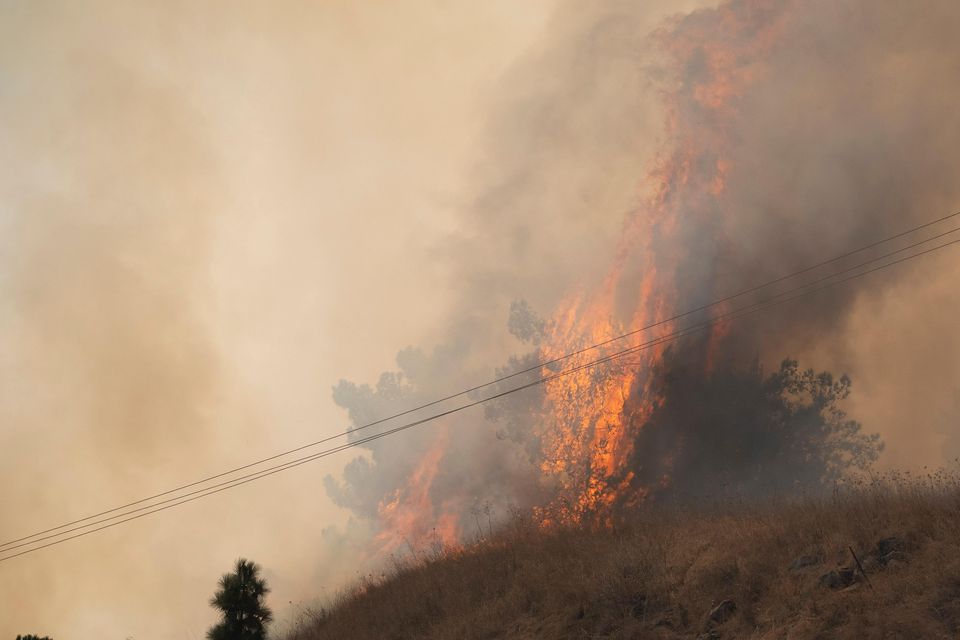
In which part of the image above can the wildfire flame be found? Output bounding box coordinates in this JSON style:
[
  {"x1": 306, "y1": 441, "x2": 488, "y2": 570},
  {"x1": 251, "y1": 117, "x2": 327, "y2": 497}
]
[
  {"x1": 370, "y1": 0, "x2": 792, "y2": 547},
  {"x1": 532, "y1": 0, "x2": 789, "y2": 524},
  {"x1": 374, "y1": 425, "x2": 461, "y2": 554}
]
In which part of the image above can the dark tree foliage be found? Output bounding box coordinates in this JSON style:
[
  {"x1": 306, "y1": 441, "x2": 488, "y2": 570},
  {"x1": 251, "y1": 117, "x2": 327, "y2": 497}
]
[
  {"x1": 507, "y1": 299, "x2": 547, "y2": 345},
  {"x1": 207, "y1": 558, "x2": 272, "y2": 640},
  {"x1": 16, "y1": 635, "x2": 52, "y2": 640},
  {"x1": 623, "y1": 357, "x2": 883, "y2": 501}
]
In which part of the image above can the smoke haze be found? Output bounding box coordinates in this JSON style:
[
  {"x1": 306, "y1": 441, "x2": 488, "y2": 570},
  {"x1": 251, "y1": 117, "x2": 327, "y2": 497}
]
[{"x1": 0, "y1": 2, "x2": 556, "y2": 636}]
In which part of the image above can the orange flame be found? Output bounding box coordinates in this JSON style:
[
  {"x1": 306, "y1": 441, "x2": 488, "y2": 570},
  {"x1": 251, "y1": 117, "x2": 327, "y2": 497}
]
[
  {"x1": 370, "y1": 0, "x2": 793, "y2": 546},
  {"x1": 534, "y1": 0, "x2": 790, "y2": 524},
  {"x1": 374, "y1": 426, "x2": 460, "y2": 554}
]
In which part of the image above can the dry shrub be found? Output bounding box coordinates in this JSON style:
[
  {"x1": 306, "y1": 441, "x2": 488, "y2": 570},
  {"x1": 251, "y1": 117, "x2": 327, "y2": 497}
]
[{"x1": 284, "y1": 469, "x2": 960, "y2": 640}]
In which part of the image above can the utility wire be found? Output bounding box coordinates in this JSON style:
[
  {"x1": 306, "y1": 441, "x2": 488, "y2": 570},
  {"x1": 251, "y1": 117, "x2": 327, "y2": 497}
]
[
  {"x1": 2, "y1": 212, "x2": 958, "y2": 553},
  {"x1": 3, "y1": 211, "x2": 958, "y2": 552},
  {"x1": 2, "y1": 231, "x2": 959, "y2": 563}
]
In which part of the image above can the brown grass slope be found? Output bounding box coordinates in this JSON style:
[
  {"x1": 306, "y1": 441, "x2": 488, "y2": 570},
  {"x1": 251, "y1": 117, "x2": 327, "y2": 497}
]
[{"x1": 286, "y1": 474, "x2": 960, "y2": 640}]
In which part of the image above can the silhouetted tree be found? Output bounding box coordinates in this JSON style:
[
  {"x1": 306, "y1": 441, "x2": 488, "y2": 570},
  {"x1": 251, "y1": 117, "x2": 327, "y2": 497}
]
[
  {"x1": 16, "y1": 635, "x2": 52, "y2": 640},
  {"x1": 624, "y1": 356, "x2": 883, "y2": 500},
  {"x1": 207, "y1": 558, "x2": 272, "y2": 640}
]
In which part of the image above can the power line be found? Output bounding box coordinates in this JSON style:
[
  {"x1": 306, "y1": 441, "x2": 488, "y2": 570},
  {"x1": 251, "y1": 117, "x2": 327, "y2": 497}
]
[
  {"x1": 2, "y1": 230, "x2": 959, "y2": 563},
  {"x1": 3, "y1": 211, "x2": 957, "y2": 553},
  {"x1": 2, "y1": 213, "x2": 958, "y2": 553}
]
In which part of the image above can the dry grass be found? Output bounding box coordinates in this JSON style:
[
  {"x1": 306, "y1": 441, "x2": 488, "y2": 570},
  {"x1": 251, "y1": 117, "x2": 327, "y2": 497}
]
[{"x1": 284, "y1": 471, "x2": 960, "y2": 639}]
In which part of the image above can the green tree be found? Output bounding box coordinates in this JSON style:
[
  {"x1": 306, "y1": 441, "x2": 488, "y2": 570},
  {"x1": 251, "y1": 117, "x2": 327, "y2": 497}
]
[{"x1": 207, "y1": 558, "x2": 272, "y2": 640}]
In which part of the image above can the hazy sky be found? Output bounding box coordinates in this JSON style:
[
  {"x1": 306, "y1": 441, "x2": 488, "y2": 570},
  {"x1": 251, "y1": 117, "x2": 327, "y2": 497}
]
[
  {"x1": 3, "y1": 1, "x2": 959, "y2": 638},
  {"x1": 0, "y1": 2, "x2": 563, "y2": 636}
]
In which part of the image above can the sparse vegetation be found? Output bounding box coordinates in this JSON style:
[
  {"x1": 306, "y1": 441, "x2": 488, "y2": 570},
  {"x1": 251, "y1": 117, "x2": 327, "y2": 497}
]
[{"x1": 284, "y1": 470, "x2": 960, "y2": 640}]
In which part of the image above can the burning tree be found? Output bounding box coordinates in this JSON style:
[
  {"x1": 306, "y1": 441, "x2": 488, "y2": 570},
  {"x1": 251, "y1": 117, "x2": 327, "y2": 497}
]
[
  {"x1": 492, "y1": 320, "x2": 883, "y2": 525},
  {"x1": 324, "y1": 0, "x2": 947, "y2": 550},
  {"x1": 622, "y1": 355, "x2": 883, "y2": 502}
]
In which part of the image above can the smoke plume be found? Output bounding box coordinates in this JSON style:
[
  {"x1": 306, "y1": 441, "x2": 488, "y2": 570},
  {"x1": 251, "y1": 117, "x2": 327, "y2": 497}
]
[{"x1": 327, "y1": 0, "x2": 960, "y2": 552}]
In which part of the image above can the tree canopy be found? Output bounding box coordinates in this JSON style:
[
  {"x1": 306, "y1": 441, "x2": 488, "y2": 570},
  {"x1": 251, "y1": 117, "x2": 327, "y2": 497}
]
[{"x1": 622, "y1": 357, "x2": 883, "y2": 500}]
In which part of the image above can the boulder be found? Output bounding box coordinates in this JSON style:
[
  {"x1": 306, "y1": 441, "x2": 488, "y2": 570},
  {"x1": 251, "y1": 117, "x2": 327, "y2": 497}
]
[{"x1": 818, "y1": 566, "x2": 857, "y2": 589}]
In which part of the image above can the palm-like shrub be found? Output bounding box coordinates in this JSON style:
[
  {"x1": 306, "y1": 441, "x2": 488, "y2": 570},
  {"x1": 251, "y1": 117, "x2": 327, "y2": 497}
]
[{"x1": 207, "y1": 558, "x2": 272, "y2": 640}]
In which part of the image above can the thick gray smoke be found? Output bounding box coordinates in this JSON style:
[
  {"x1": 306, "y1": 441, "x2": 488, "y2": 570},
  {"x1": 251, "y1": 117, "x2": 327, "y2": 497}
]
[{"x1": 327, "y1": 0, "x2": 960, "y2": 546}]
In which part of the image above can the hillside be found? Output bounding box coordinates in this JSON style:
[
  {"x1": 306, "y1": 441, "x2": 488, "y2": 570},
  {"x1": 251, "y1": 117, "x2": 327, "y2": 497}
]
[{"x1": 283, "y1": 473, "x2": 960, "y2": 639}]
